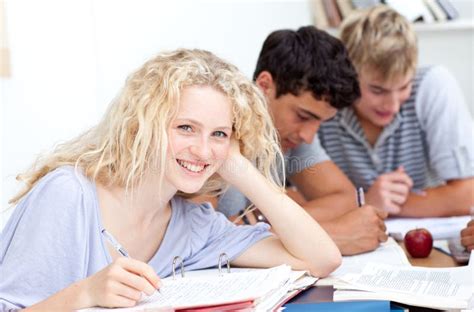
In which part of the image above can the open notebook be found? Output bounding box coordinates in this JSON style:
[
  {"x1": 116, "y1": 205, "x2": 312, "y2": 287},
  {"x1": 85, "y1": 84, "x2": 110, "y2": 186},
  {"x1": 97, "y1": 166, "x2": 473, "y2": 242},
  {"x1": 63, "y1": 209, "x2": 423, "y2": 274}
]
[{"x1": 81, "y1": 264, "x2": 317, "y2": 311}]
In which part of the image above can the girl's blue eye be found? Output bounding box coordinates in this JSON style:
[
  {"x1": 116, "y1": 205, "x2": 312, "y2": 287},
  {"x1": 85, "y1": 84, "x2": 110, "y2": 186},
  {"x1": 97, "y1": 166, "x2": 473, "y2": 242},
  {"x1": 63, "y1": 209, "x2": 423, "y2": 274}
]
[
  {"x1": 178, "y1": 125, "x2": 192, "y2": 132},
  {"x1": 213, "y1": 131, "x2": 228, "y2": 138}
]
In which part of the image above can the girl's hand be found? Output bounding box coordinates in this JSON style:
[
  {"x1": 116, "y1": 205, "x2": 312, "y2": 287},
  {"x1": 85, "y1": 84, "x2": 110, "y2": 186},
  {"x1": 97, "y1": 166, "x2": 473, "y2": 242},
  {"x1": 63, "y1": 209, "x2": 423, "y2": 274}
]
[
  {"x1": 82, "y1": 257, "x2": 160, "y2": 308},
  {"x1": 217, "y1": 138, "x2": 251, "y2": 184}
]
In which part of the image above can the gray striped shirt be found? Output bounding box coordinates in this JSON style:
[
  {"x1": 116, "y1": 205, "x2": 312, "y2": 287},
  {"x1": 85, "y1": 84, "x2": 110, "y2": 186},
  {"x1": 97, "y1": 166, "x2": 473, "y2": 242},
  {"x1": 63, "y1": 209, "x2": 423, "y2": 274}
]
[{"x1": 318, "y1": 66, "x2": 474, "y2": 191}]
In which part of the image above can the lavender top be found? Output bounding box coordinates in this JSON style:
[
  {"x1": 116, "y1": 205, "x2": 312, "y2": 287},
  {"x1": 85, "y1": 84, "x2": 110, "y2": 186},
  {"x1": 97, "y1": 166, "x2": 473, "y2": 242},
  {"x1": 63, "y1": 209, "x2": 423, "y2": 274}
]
[{"x1": 0, "y1": 166, "x2": 272, "y2": 310}]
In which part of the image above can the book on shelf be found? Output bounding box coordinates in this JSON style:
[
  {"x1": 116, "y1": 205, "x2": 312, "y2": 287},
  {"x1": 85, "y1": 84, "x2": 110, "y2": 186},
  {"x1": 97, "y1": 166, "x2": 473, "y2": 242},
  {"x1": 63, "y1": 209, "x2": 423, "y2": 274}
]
[
  {"x1": 351, "y1": 0, "x2": 381, "y2": 10},
  {"x1": 333, "y1": 253, "x2": 474, "y2": 310},
  {"x1": 313, "y1": 0, "x2": 462, "y2": 30},
  {"x1": 436, "y1": 0, "x2": 459, "y2": 20},
  {"x1": 424, "y1": 0, "x2": 448, "y2": 21},
  {"x1": 311, "y1": 0, "x2": 330, "y2": 29},
  {"x1": 336, "y1": 0, "x2": 355, "y2": 19},
  {"x1": 323, "y1": 0, "x2": 342, "y2": 28},
  {"x1": 350, "y1": 0, "x2": 459, "y2": 25},
  {"x1": 80, "y1": 264, "x2": 317, "y2": 311}
]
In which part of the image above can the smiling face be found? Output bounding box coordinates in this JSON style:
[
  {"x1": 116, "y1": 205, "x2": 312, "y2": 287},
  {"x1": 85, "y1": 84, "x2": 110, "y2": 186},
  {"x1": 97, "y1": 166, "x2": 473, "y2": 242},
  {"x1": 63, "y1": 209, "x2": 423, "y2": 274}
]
[
  {"x1": 165, "y1": 85, "x2": 233, "y2": 194},
  {"x1": 256, "y1": 72, "x2": 337, "y2": 153},
  {"x1": 355, "y1": 69, "x2": 414, "y2": 127}
]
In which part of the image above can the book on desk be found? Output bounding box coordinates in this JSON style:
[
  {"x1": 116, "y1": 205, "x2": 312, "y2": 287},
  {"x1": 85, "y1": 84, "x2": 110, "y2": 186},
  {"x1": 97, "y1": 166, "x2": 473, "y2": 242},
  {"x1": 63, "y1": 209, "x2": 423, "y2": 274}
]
[
  {"x1": 79, "y1": 238, "x2": 472, "y2": 311},
  {"x1": 299, "y1": 237, "x2": 473, "y2": 311},
  {"x1": 80, "y1": 259, "x2": 317, "y2": 311},
  {"x1": 318, "y1": 241, "x2": 473, "y2": 310}
]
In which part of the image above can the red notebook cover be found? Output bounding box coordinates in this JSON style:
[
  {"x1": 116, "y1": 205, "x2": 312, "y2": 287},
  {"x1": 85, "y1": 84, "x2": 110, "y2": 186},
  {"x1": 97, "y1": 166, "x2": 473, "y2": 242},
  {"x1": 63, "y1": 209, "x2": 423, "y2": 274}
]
[{"x1": 177, "y1": 299, "x2": 254, "y2": 312}]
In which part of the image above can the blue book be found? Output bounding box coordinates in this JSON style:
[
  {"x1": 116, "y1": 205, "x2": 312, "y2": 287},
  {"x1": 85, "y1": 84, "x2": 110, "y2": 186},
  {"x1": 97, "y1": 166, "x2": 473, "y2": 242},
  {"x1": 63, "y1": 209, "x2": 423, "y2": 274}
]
[{"x1": 284, "y1": 301, "x2": 391, "y2": 311}]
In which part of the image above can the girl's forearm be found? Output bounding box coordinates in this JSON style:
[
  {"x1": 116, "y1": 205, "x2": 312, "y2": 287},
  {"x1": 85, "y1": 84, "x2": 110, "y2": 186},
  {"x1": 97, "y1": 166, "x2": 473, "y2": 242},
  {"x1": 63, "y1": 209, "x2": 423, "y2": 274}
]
[
  {"x1": 24, "y1": 279, "x2": 90, "y2": 311},
  {"x1": 229, "y1": 158, "x2": 341, "y2": 276}
]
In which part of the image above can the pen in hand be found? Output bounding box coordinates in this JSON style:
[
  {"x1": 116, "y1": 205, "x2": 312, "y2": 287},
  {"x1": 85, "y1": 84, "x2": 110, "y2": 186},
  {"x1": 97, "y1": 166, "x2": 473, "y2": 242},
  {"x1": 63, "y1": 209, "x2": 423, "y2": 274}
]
[
  {"x1": 101, "y1": 229, "x2": 130, "y2": 257},
  {"x1": 101, "y1": 229, "x2": 162, "y2": 295},
  {"x1": 356, "y1": 187, "x2": 365, "y2": 207}
]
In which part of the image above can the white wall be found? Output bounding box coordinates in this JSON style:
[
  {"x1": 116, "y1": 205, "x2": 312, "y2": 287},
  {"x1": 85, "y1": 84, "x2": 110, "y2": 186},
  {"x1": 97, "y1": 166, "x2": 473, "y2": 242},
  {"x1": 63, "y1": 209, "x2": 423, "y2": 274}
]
[
  {"x1": 1, "y1": 0, "x2": 315, "y2": 228},
  {"x1": 415, "y1": 0, "x2": 474, "y2": 115},
  {"x1": 417, "y1": 27, "x2": 474, "y2": 116},
  {"x1": 1, "y1": 0, "x2": 473, "y2": 229},
  {"x1": 1, "y1": 0, "x2": 99, "y2": 228}
]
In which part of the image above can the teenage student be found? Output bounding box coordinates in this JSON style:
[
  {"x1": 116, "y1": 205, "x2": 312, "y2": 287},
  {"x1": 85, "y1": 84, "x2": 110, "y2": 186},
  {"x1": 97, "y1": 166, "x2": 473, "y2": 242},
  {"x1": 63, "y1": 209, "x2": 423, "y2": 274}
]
[
  {"x1": 319, "y1": 5, "x2": 474, "y2": 217},
  {"x1": 0, "y1": 49, "x2": 341, "y2": 310},
  {"x1": 217, "y1": 26, "x2": 388, "y2": 256}
]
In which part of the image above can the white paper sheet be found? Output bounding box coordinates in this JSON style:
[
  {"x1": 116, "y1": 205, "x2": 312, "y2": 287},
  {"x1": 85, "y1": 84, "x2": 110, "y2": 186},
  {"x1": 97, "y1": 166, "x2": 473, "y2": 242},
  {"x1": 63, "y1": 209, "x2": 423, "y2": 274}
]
[
  {"x1": 336, "y1": 259, "x2": 474, "y2": 310},
  {"x1": 318, "y1": 237, "x2": 410, "y2": 286},
  {"x1": 386, "y1": 215, "x2": 471, "y2": 240}
]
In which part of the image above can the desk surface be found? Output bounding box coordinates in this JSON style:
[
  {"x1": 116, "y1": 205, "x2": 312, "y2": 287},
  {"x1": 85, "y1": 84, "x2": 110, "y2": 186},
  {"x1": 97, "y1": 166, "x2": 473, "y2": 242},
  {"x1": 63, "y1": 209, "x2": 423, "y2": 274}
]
[{"x1": 401, "y1": 242, "x2": 458, "y2": 267}]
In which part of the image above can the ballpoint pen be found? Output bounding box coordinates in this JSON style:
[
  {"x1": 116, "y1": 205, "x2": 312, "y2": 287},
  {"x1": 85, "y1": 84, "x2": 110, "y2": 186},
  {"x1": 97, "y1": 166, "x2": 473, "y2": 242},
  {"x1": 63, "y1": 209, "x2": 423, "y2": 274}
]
[
  {"x1": 101, "y1": 229, "x2": 130, "y2": 257},
  {"x1": 101, "y1": 229, "x2": 162, "y2": 294},
  {"x1": 356, "y1": 187, "x2": 365, "y2": 207}
]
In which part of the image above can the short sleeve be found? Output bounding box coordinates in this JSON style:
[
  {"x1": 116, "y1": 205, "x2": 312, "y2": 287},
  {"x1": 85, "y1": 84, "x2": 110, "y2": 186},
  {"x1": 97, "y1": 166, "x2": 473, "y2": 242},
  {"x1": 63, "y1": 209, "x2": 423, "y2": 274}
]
[
  {"x1": 179, "y1": 199, "x2": 272, "y2": 272},
  {"x1": 0, "y1": 168, "x2": 90, "y2": 310},
  {"x1": 415, "y1": 66, "x2": 474, "y2": 180},
  {"x1": 285, "y1": 136, "x2": 330, "y2": 177}
]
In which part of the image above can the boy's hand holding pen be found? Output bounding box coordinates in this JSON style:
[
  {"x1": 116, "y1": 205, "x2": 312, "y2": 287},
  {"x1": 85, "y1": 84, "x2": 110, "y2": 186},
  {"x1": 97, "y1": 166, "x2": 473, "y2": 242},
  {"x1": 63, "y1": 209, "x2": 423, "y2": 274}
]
[{"x1": 365, "y1": 167, "x2": 426, "y2": 214}]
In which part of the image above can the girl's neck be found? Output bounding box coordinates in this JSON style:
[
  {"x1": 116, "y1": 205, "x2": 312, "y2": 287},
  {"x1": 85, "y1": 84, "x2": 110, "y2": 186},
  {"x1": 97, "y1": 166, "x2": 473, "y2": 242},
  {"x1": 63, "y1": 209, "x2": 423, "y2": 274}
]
[
  {"x1": 96, "y1": 176, "x2": 176, "y2": 262},
  {"x1": 98, "y1": 174, "x2": 176, "y2": 231}
]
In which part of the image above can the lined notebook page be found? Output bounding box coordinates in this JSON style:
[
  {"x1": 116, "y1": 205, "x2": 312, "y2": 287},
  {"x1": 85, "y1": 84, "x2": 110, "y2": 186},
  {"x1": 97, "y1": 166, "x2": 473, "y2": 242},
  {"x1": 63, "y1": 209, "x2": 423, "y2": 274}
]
[{"x1": 82, "y1": 264, "x2": 294, "y2": 311}]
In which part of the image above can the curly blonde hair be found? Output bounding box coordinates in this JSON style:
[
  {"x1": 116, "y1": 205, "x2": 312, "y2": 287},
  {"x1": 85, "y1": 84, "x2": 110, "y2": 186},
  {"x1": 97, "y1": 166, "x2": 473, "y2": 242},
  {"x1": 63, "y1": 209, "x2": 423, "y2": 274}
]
[
  {"x1": 10, "y1": 49, "x2": 283, "y2": 204},
  {"x1": 340, "y1": 5, "x2": 418, "y2": 82}
]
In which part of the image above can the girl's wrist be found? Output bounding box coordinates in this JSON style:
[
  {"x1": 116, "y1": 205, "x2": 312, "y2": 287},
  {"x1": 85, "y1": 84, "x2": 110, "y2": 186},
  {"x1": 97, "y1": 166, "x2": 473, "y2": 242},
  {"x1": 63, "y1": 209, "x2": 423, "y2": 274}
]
[
  {"x1": 73, "y1": 278, "x2": 93, "y2": 309},
  {"x1": 219, "y1": 154, "x2": 253, "y2": 184}
]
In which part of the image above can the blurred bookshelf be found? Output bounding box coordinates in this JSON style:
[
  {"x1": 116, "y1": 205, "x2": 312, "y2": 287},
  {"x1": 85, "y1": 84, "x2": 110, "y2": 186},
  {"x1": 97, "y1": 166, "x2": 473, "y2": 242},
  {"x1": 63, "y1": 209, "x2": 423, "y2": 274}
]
[{"x1": 310, "y1": 0, "x2": 474, "y2": 32}]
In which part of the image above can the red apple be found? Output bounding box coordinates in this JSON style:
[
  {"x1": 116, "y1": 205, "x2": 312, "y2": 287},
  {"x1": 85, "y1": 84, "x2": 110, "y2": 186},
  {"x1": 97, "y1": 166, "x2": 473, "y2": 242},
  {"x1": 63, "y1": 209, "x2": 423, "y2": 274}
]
[{"x1": 404, "y1": 228, "x2": 433, "y2": 258}]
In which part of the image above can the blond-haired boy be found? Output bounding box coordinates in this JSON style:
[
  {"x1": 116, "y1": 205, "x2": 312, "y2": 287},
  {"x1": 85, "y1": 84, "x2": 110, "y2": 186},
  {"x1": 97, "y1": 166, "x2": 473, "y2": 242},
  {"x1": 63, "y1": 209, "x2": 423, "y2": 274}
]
[{"x1": 319, "y1": 5, "x2": 474, "y2": 217}]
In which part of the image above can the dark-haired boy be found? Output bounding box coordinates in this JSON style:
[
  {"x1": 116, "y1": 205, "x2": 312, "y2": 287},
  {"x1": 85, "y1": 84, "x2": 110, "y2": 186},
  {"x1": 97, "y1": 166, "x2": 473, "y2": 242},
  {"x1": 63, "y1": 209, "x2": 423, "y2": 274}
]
[{"x1": 218, "y1": 26, "x2": 388, "y2": 255}]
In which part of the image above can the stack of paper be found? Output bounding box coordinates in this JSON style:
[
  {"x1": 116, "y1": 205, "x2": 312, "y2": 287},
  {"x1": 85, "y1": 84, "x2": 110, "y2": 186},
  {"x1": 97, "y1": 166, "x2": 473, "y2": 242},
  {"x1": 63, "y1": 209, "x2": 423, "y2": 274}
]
[
  {"x1": 254, "y1": 270, "x2": 317, "y2": 311},
  {"x1": 333, "y1": 253, "x2": 474, "y2": 310}
]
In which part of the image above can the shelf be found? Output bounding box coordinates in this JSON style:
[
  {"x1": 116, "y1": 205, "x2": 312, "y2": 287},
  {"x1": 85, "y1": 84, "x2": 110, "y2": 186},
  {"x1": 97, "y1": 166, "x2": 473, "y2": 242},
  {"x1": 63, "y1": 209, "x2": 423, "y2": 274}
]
[
  {"x1": 321, "y1": 18, "x2": 474, "y2": 36},
  {"x1": 412, "y1": 18, "x2": 474, "y2": 32}
]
